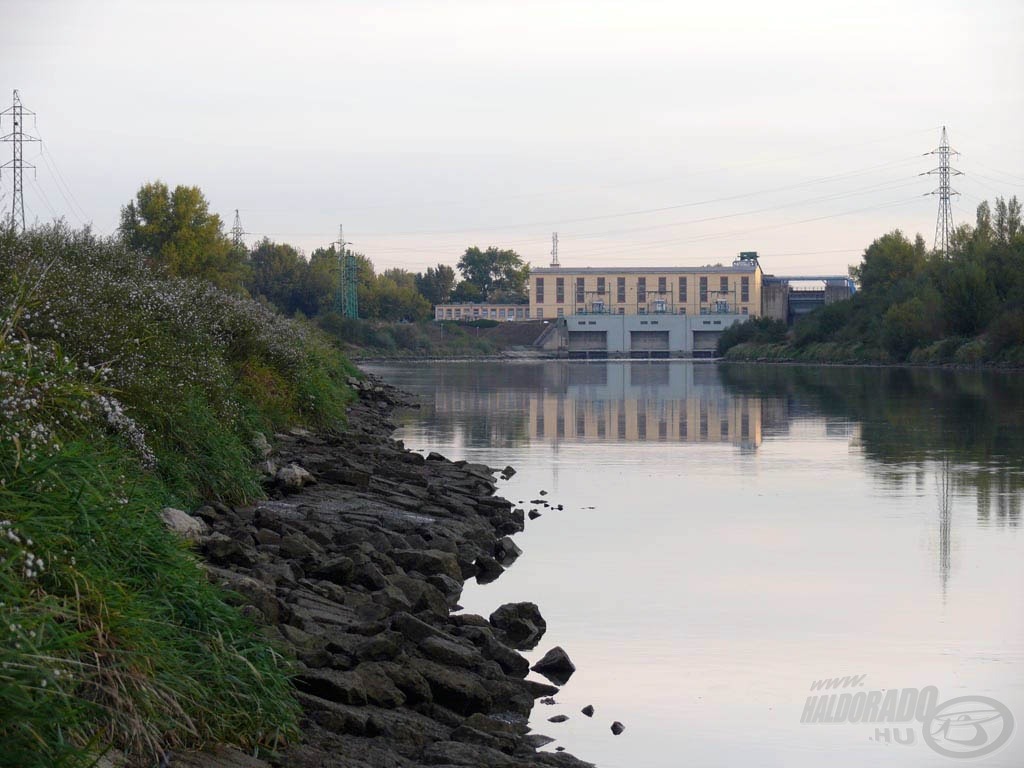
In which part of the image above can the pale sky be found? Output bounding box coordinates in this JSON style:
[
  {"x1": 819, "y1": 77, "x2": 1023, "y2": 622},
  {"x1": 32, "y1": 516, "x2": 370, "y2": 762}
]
[{"x1": 2, "y1": 0, "x2": 1022, "y2": 277}]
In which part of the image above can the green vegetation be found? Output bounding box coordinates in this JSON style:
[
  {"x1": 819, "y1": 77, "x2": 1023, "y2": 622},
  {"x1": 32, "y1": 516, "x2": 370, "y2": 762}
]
[
  {"x1": 715, "y1": 316, "x2": 788, "y2": 356},
  {"x1": 320, "y1": 316, "x2": 543, "y2": 357},
  {"x1": 0, "y1": 220, "x2": 362, "y2": 765},
  {"x1": 724, "y1": 197, "x2": 1024, "y2": 366}
]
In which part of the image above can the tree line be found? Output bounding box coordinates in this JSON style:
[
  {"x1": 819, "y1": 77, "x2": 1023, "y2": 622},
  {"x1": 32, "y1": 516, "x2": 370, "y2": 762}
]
[
  {"x1": 118, "y1": 181, "x2": 531, "y2": 322},
  {"x1": 720, "y1": 196, "x2": 1024, "y2": 363}
]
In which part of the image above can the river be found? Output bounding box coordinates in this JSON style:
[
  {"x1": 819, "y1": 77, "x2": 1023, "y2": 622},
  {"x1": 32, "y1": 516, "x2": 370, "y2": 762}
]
[{"x1": 363, "y1": 360, "x2": 1024, "y2": 768}]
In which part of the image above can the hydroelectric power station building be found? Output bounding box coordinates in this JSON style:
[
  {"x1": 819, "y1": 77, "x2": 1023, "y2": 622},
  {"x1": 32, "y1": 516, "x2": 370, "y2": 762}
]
[
  {"x1": 530, "y1": 254, "x2": 764, "y2": 356},
  {"x1": 432, "y1": 251, "x2": 855, "y2": 357}
]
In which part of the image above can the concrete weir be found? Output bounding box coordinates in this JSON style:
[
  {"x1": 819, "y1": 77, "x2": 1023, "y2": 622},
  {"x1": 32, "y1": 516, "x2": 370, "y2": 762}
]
[{"x1": 559, "y1": 313, "x2": 748, "y2": 358}]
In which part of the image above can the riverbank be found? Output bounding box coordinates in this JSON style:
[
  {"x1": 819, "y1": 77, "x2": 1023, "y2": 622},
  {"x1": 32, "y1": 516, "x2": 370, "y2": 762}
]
[
  {"x1": 722, "y1": 339, "x2": 1024, "y2": 371},
  {"x1": 170, "y1": 375, "x2": 595, "y2": 768}
]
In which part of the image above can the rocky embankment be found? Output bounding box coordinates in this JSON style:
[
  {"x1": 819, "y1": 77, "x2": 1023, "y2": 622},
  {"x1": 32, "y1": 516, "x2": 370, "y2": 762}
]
[{"x1": 178, "y1": 376, "x2": 595, "y2": 768}]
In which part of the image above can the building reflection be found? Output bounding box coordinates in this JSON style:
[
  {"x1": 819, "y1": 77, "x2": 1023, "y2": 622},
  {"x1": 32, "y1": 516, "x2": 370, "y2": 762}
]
[{"x1": 429, "y1": 362, "x2": 762, "y2": 449}]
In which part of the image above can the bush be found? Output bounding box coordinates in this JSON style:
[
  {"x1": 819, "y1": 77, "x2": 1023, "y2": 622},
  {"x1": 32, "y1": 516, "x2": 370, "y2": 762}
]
[
  {"x1": 986, "y1": 309, "x2": 1024, "y2": 357},
  {"x1": 715, "y1": 317, "x2": 787, "y2": 356},
  {"x1": 1, "y1": 224, "x2": 355, "y2": 502}
]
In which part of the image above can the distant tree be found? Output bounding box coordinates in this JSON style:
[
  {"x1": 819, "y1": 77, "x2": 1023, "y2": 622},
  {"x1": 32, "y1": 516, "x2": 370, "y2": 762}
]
[
  {"x1": 457, "y1": 246, "x2": 529, "y2": 302},
  {"x1": 381, "y1": 268, "x2": 418, "y2": 292},
  {"x1": 415, "y1": 264, "x2": 457, "y2": 305},
  {"x1": 450, "y1": 280, "x2": 483, "y2": 303},
  {"x1": 849, "y1": 230, "x2": 926, "y2": 295},
  {"x1": 247, "y1": 238, "x2": 307, "y2": 315},
  {"x1": 119, "y1": 181, "x2": 247, "y2": 290}
]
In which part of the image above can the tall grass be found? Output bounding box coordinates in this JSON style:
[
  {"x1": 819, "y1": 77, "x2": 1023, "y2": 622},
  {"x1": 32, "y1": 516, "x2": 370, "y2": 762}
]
[{"x1": 0, "y1": 223, "x2": 361, "y2": 764}]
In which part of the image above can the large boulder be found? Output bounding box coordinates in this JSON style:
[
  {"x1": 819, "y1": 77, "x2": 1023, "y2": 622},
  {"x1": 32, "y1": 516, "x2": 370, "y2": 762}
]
[
  {"x1": 531, "y1": 646, "x2": 576, "y2": 686},
  {"x1": 488, "y1": 602, "x2": 547, "y2": 650}
]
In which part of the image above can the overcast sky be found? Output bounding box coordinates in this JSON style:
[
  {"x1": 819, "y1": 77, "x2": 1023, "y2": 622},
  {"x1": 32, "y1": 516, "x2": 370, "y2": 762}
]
[{"x1": 2, "y1": 0, "x2": 1022, "y2": 276}]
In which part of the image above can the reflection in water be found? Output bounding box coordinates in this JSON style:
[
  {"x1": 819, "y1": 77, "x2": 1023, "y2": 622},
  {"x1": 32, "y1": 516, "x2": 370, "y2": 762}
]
[
  {"x1": 368, "y1": 360, "x2": 1024, "y2": 768},
  {"x1": 718, "y1": 363, "x2": 1024, "y2": 528},
  {"x1": 425, "y1": 361, "x2": 762, "y2": 449},
  {"x1": 937, "y1": 458, "x2": 952, "y2": 602}
]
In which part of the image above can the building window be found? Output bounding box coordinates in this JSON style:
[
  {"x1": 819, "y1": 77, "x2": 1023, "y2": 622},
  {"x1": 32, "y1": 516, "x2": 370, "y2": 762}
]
[
  {"x1": 597, "y1": 277, "x2": 606, "y2": 295},
  {"x1": 741, "y1": 306, "x2": 749, "y2": 315},
  {"x1": 720, "y1": 276, "x2": 729, "y2": 294},
  {"x1": 535, "y1": 278, "x2": 544, "y2": 303},
  {"x1": 617, "y1": 277, "x2": 626, "y2": 303},
  {"x1": 741, "y1": 276, "x2": 750, "y2": 302},
  {"x1": 637, "y1": 277, "x2": 647, "y2": 303},
  {"x1": 557, "y1": 307, "x2": 564, "y2": 317},
  {"x1": 618, "y1": 307, "x2": 624, "y2": 315},
  {"x1": 658, "y1": 276, "x2": 667, "y2": 294},
  {"x1": 576, "y1": 277, "x2": 585, "y2": 304},
  {"x1": 699, "y1": 276, "x2": 708, "y2": 303},
  {"x1": 678, "y1": 276, "x2": 687, "y2": 304},
  {"x1": 556, "y1": 278, "x2": 565, "y2": 304}
]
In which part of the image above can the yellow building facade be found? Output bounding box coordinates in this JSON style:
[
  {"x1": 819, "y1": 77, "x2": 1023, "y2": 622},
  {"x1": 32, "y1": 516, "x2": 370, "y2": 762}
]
[{"x1": 529, "y1": 262, "x2": 763, "y2": 320}]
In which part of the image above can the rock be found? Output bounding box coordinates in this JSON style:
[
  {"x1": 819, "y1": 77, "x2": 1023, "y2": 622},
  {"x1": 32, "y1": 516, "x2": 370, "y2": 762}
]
[
  {"x1": 539, "y1": 490, "x2": 548, "y2": 495},
  {"x1": 420, "y1": 635, "x2": 485, "y2": 669},
  {"x1": 474, "y1": 555, "x2": 504, "y2": 584},
  {"x1": 275, "y1": 463, "x2": 316, "y2": 492},
  {"x1": 426, "y1": 451, "x2": 448, "y2": 462},
  {"x1": 319, "y1": 467, "x2": 371, "y2": 489},
  {"x1": 528, "y1": 510, "x2": 542, "y2": 520},
  {"x1": 540, "y1": 697, "x2": 557, "y2": 705},
  {"x1": 556, "y1": 504, "x2": 564, "y2": 510},
  {"x1": 611, "y1": 720, "x2": 625, "y2": 735},
  {"x1": 202, "y1": 532, "x2": 255, "y2": 567},
  {"x1": 489, "y1": 602, "x2": 547, "y2": 651},
  {"x1": 549, "y1": 714, "x2": 569, "y2": 723},
  {"x1": 421, "y1": 741, "x2": 518, "y2": 767},
  {"x1": 531, "y1": 646, "x2": 576, "y2": 685},
  {"x1": 493, "y1": 536, "x2": 522, "y2": 566},
  {"x1": 160, "y1": 507, "x2": 208, "y2": 542},
  {"x1": 525, "y1": 734, "x2": 555, "y2": 749},
  {"x1": 252, "y1": 432, "x2": 272, "y2": 458},
  {"x1": 391, "y1": 549, "x2": 462, "y2": 581},
  {"x1": 581, "y1": 704, "x2": 595, "y2": 717},
  {"x1": 279, "y1": 531, "x2": 323, "y2": 560},
  {"x1": 525, "y1": 680, "x2": 560, "y2": 698},
  {"x1": 313, "y1": 555, "x2": 355, "y2": 585}
]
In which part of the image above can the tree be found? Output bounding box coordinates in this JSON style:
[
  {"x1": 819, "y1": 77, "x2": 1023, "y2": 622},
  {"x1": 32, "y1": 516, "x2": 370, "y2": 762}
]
[
  {"x1": 119, "y1": 181, "x2": 247, "y2": 290},
  {"x1": 849, "y1": 230, "x2": 925, "y2": 295},
  {"x1": 450, "y1": 280, "x2": 482, "y2": 303},
  {"x1": 456, "y1": 246, "x2": 529, "y2": 302},
  {"x1": 246, "y1": 238, "x2": 307, "y2": 315},
  {"x1": 415, "y1": 264, "x2": 456, "y2": 305}
]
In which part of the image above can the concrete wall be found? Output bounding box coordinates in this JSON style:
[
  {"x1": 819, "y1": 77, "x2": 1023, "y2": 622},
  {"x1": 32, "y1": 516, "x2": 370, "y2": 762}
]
[
  {"x1": 564, "y1": 313, "x2": 745, "y2": 355},
  {"x1": 761, "y1": 282, "x2": 789, "y2": 321}
]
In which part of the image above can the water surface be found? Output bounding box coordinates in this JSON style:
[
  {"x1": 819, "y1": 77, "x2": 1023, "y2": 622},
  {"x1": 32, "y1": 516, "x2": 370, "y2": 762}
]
[{"x1": 364, "y1": 360, "x2": 1024, "y2": 767}]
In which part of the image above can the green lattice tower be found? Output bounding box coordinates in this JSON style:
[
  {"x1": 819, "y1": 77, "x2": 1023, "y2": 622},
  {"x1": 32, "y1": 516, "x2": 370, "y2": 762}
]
[{"x1": 333, "y1": 249, "x2": 359, "y2": 318}]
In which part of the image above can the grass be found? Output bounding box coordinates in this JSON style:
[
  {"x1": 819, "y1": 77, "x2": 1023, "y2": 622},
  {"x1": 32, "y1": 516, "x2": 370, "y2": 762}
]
[{"x1": 0, "y1": 223, "x2": 362, "y2": 765}]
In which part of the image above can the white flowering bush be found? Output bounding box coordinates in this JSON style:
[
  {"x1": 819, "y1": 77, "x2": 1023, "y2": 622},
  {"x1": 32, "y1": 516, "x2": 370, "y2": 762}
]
[{"x1": 1, "y1": 223, "x2": 356, "y2": 501}]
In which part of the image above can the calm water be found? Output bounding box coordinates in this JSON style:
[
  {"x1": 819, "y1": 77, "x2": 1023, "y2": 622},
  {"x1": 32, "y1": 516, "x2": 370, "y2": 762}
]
[{"x1": 364, "y1": 360, "x2": 1024, "y2": 767}]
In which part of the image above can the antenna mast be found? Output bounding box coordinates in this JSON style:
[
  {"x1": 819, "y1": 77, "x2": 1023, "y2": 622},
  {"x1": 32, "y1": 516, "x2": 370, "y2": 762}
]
[{"x1": 550, "y1": 231, "x2": 559, "y2": 267}]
